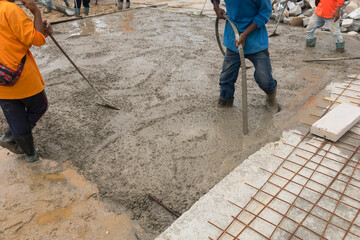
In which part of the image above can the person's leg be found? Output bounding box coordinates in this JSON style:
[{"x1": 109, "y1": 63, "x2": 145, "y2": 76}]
[
  {"x1": 125, "y1": 0, "x2": 130, "y2": 8},
  {"x1": 306, "y1": 14, "x2": 325, "y2": 47},
  {"x1": 325, "y1": 18, "x2": 345, "y2": 52},
  {"x1": 63, "y1": 0, "x2": 70, "y2": 7},
  {"x1": 0, "y1": 100, "x2": 31, "y2": 138},
  {"x1": 0, "y1": 99, "x2": 31, "y2": 154},
  {"x1": 117, "y1": 0, "x2": 124, "y2": 10},
  {"x1": 83, "y1": 0, "x2": 90, "y2": 15},
  {"x1": 74, "y1": 0, "x2": 81, "y2": 16},
  {"x1": 22, "y1": 90, "x2": 48, "y2": 128},
  {"x1": 218, "y1": 48, "x2": 241, "y2": 106},
  {"x1": 246, "y1": 49, "x2": 276, "y2": 94},
  {"x1": 246, "y1": 49, "x2": 280, "y2": 113},
  {"x1": 44, "y1": 0, "x2": 52, "y2": 13}
]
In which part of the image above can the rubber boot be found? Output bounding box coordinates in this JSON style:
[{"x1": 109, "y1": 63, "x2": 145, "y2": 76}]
[
  {"x1": 306, "y1": 38, "x2": 316, "y2": 47},
  {"x1": 125, "y1": 0, "x2": 130, "y2": 8},
  {"x1": 64, "y1": 0, "x2": 70, "y2": 7},
  {"x1": 75, "y1": 8, "x2": 81, "y2": 17},
  {"x1": 14, "y1": 134, "x2": 39, "y2": 163},
  {"x1": 265, "y1": 88, "x2": 280, "y2": 113},
  {"x1": 0, "y1": 129, "x2": 23, "y2": 154},
  {"x1": 43, "y1": 6, "x2": 52, "y2": 13},
  {"x1": 117, "y1": 0, "x2": 123, "y2": 10},
  {"x1": 84, "y1": 7, "x2": 89, "y2": 15},
  {"x1": 218, "y1": 96, "x2": 234, "y2": 107},
  {"x1": 336, "y1": 42, "x2": 345, "y2": 53}
]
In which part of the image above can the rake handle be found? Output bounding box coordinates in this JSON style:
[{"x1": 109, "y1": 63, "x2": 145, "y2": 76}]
[
  {"x1": 49, "y1": 34, "x2": 108, "y2": 103},
  {"x1": 271, "y1": 0, "x2": 290, "y2": 35}
]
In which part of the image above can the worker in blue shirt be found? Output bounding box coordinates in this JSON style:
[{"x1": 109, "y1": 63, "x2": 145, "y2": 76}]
[{"x1": 212, "y1": 0, "x2": 280, "y2": 113}]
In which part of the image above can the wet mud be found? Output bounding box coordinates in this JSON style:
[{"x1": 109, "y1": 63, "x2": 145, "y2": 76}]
[
  {"x1": 1, "y1": 8, "x2": 360, "y2": 238},
  {"x1": 0, "y1": 149, "x2": 144, "y2": 239}
]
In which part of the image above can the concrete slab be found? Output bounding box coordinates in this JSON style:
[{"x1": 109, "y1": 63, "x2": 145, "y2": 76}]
[{"x1": 311, "y1": 103, "x2": 360, "y2": 142}]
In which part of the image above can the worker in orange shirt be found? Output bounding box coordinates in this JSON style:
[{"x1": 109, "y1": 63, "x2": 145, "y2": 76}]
[
  {"x1": 0, "y1": 0, "x2": 52, "y2": 162},
  {"x1": 306, "y1": 0, "x2": 345, "y2": 52}
]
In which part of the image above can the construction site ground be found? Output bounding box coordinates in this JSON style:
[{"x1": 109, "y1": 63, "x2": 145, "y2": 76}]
[{"x1": 1, "y1": 1, "x2": 360, "y2": 239}]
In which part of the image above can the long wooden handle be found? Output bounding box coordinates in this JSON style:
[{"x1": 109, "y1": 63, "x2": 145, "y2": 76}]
[{"x1": 49, "y1": 34, "x2": 107, "y2": 102}]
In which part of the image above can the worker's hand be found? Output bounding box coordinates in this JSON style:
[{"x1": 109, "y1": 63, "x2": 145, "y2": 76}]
[
  {"x1": 334, "y1": 11, "x2": 341, "y2": 22},
  {"x1": 235, "y1": 33, "x2": 246, "y2": 48},
  {"x1": 214, "y1": 7, "x2": 226, "y2": 19},
  {"x1": 43, "y1": 20, "x2": 53, "y2": 37},
  {"x1": 20, "y1": 0, "x2": 40, "y2": 14}
]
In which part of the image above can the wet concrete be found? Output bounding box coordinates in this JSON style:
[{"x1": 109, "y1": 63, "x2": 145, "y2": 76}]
[
  {"x1": 157, "y1": 74, "x2": 360, "y2": 239},
  {"x1": 1, "y1": 5, "x2": 360, "y2": 239},
  {"x1": 0, "y1": 148, "x2": 145, "y2": 239}
]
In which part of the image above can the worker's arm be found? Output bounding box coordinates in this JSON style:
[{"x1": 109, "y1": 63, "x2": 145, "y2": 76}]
[
  {"x1": 211, "y1": 0, "x2": 225, "y2": 19},
  {"x1": 20, "y1": 0, "x2": 45, "y2": 35},
  {"x1": 333, "y1": 6, "x2": 341, "y2": 22},
  {"x1": 252, "y1": 0, "x2": 272, "y2": 29},
  {"x1": 333, "y1": 0, "x2": 344, "y2": 21},
  {"x1": 6, "y1": 1, "x2": 47, "y2": 47}
]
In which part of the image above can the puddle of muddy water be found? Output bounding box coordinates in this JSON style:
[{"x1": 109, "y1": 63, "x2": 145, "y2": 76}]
[
  {"x1": 37, "y1": 206, "x2": 73, "y2": 225},
  {"x1": 0, "y1": 150, "x2": 143, "y2": 239},
  {"x1": 68, "y1": 12, "x2": 135, "y2": 37}
]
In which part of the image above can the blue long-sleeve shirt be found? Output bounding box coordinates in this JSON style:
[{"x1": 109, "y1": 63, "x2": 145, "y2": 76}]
[{"x1": 213, "y1": 0, "x2": 272, "y2": 54}]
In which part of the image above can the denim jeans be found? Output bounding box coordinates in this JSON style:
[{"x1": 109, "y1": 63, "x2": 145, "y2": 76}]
[
  {"x1": 306, "y1": 14, "x2": 343, "y2": 43},
  {"x1": 219, "y1": 48, "x2": 277, "y2": 100},
  {"x1": 0, "y1": 90, "x2": 48, "y2": 137}
]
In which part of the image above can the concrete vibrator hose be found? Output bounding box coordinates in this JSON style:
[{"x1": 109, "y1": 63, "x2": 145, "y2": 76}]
[{"x1": 215, "y1": 15, "x2": 249, "y2": 135}]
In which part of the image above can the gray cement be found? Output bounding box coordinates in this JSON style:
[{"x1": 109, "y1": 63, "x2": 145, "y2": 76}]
[{"x1": 157, "y1": 76, "x2": 360, "y2": 239}]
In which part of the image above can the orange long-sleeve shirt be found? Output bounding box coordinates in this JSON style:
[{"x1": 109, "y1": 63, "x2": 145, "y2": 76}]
[
  {"x1": 315, "y1": 0, "x2": 344, "y2": 19},
  {"x1": 0, "y1": 0, "x2": 46, "y2": 99}
]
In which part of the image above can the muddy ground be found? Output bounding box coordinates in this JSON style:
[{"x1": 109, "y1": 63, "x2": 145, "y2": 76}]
[
  {"x1": 0, "y1": 150, "x2": 144, "y2": 239},
  {"x1": 1, "y1": 7, "x2": 360, "y2": 239}
]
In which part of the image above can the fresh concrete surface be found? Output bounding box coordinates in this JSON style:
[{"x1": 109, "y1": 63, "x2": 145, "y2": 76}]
[
  {"x1": 156, "y1": 75, "x2": 360, "y2": 239},
  {"x1": 155, "y1": 131, "x2": 296, "y2": 239}
]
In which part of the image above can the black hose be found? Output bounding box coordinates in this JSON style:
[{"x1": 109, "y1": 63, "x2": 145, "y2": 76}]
[{"x1": 215, "y1": 17, "x2": 225, "y2": 56}]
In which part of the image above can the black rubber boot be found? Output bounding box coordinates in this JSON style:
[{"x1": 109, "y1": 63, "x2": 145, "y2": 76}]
[
  {"x1": 265, "y1": 88, "x2": 280, "y2": 113},
  {"x1": 0, "y1": 129, "x2": 23, "y2": 154},
  {"x1": 14, "y1": 134, "x2": 38, "y2": 162},
  {"x1": 218, "y1": 97, "x2": 234, "y2": 107}
]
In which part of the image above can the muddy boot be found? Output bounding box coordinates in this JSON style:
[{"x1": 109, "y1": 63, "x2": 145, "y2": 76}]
[
  {"x1": 265, "y1": 89, "x2": 280, "y2": 113},
  {"x1": 336, "y1": 42, "x2": 345, "y2": 53},
  {"x1": 43, "y1": 6, "x2": 52, "y2": 13},
  {"x1": 84, "y1": 7, "x2": 89, "y2": 15},
  {"x1": 14, "y1": 134, "x2": 39, "y2": 163},
  {"x1": 218, "y1": 97, "x2": 234, "y2": 107},
  {"x1": 117, "y1": 0, "x2": 123, "y2": 10},
  {"x1": 306, "y1": 38, "x2": 316, "y2": 47},
  {"x1": 0, "y1": 129, "x2": 23, "y2": 154},
  {"x1": 75, "y1": 8, "x2": 81, "y2": 17},
  {"x1": 125, "y1": 0, "x2": 130, "y2": 8}
]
